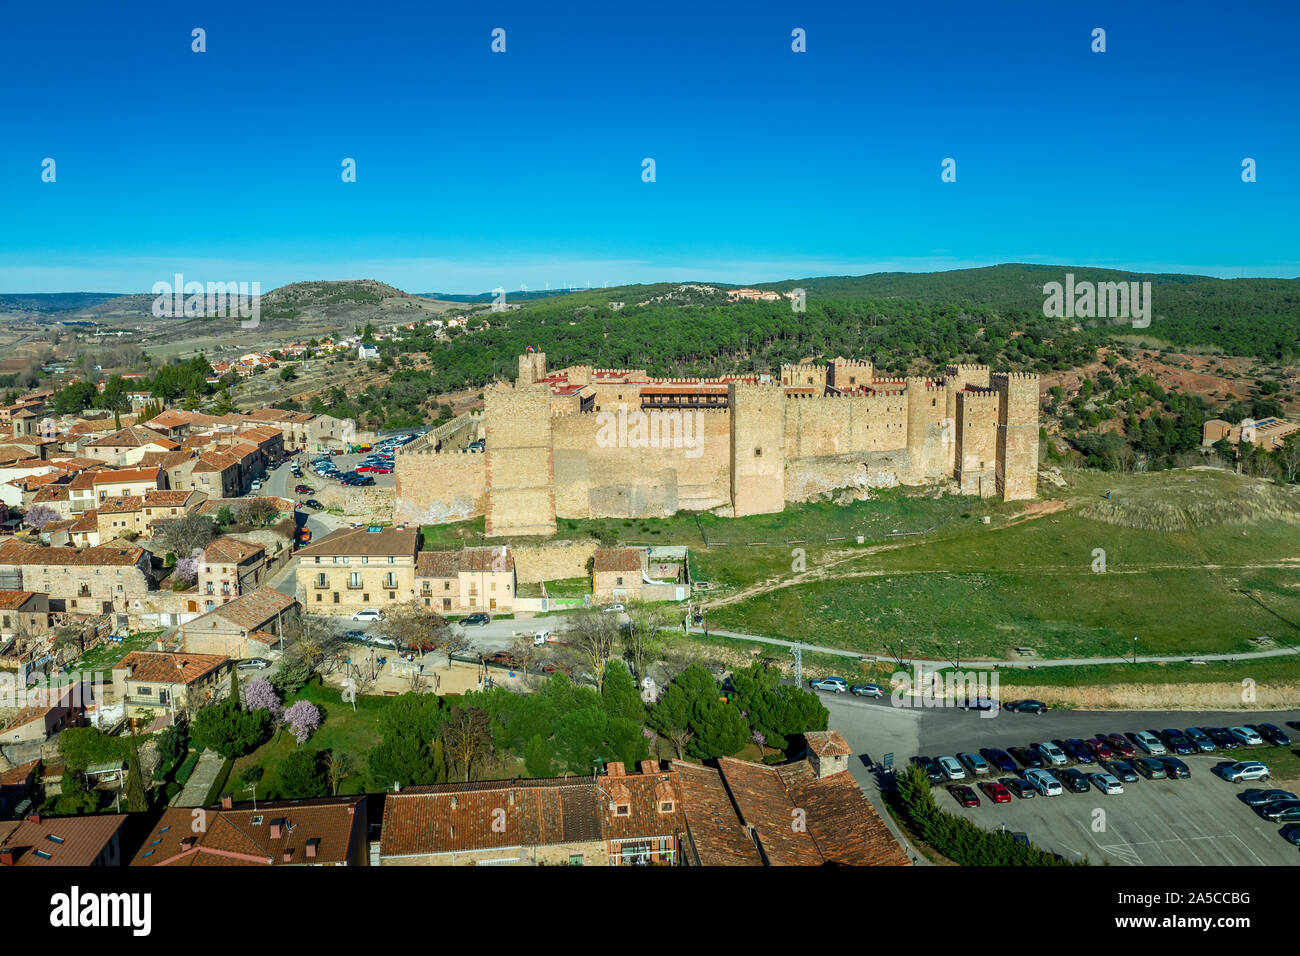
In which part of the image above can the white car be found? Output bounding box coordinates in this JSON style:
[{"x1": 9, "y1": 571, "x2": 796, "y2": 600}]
[
  {"x1": 1218, "y1": 761, "x2": 1270, "y2": 783},
  {"x1": 1131, "y1": 731, "x2": 1168, "y2": 756},
  {"x1": 602, "y1": 603, "x2": 626, "y2": 614},
  {"x1": 250, "y1": 480, "x2": 262, "y2": 491},
  {"x1": 351, "y1": 608, "x2": 384, "y2": 622},
  {"x1": 936, "y1": 756, "x2": 966, "y2": 780},
  {"x1": 1229, "y1": 726, "x2": 1263, "y2": 746},
  {"x1": 365, "y1": 635, "x2": 397, "y2": 649},
  {"x1": 1024, "y1": 769, "x2": 1063, "y2": 796},
  {"x1": 1035, "y1": 742, "x2": 1068, "y2": 766},
  {"x1": 1089, "y1": 772, "x2": 1124, "y2": 795}
]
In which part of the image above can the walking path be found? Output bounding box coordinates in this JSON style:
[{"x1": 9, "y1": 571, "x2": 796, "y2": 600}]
[{"x1": 171, "y1": 748, "x2": 225, "y2": 808}]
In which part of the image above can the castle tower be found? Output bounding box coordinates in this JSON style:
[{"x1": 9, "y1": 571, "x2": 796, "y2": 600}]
[
  {"x1": 484, "y1": 380, "x2": 557, "y2": 537},
  {"x1": 954, "y1": 388, "x2": 999, "y2": 497},
  {"x1": 905, "y1": 377, "x2": 947, "y2": 480},
  {"x1": 729, "y1": 383, "x2": 785, "y2": 516},
  {"x1": 992, "y1": 372, "x2": 1039, "y2": 501},
  {"x1": 781, "y1": 363, "x2": 828, "y2": 389},
  {"x1": 944, "y1": 364, "x2": 989, "y2": 474},
  {"x1": 828, "y1": 357, "x2": 873, "y2": 391},
  {"x1": 517, "y1": 351, "x2": 547, "y2": 386}
]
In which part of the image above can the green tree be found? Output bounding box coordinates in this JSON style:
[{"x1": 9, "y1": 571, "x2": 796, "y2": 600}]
[
  {"x1": 366, "y1": 693, "x2": 447, "y2": 787},
  {"x1": 278, "y1": 749, "x2": 330, "y2": 798},
  {"x1": 189, "y1": 699, "x2": 271, "y2": 759},
  {"x1": 601, "y1": 659, "x2": 644, "y2": 723},
  {"x1": 523, "y1": 734, "x2": 553, "y2": 777},
  {"x1": 125, "y1": 727, "x2": 148, "y2": 812}
]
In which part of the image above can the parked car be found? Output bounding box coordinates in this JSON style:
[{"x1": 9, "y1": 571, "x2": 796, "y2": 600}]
[
  {"x1": 1241, "y1": 789, "x2": 1297, "y2": 808},
  {"x1": 1033, "y1": 741, "x2": 1068, "y2": 766},
  {"x1": 1003, "y1": 700, "x2": 1047, "y2": 714},
  {"x1": 1256, "y1": 723, "x2": 1292, "y2": 747},
  {"x1": 936, "y1": 756, "x2": 966, "y2": 780},
  {"x1": 304, "y1": 499, "x2": 324, "y2": 510},
  {"x1": 979, "y1": 781, "x2": 1012, "y2": 804},
  {"x1": 602, "y1": 603, "x2": 626, "y2": 614},
  {"x1": 1062, "y1": 739, "x2": 1095, "y2": 764},
  {"x1": 1129, "y1": 731, "x2": 1168, "y2": 756},
  {"x1": 1024, "y1": 769, "x2": 1063, "y2": 796},
  {"x1": 237, "y1": 658, "x2": 271, "y2": 670},
  {"x1": 1057, "y1": 768, "x2": 1091, "y2": 793},
  {"x1": 1009, "y1": 747, "x2": 1045, "y2": 770},
  {"x1": 1159, "y1": 729, "x2": 1197, "y2": 756},
  {"x1": 1184, "y1": 727, "x2": 1215, "y2": 752},
  {"x1": 1134, "y1": 757, "x2": 1168, "y2": 779},
  {"x1": 343, "y1": 629, "x2": 366, "y2": 642},
  {"x1": 1281, "y1": 824, "x2": 1300, "y2": 847},
  {"x1": 1229, "y1": 726, "x2": 1264, "y2": 746},
  {"x1": 460, "y1": 613, "x2": 490, "y2": 627},
  {"x1": 489, "y1": 651, "x2": 518, "y2": 668},
  {"x1": 1101, "y1": 734, "x2": 1137, "y2": 758},
  {"x1": 1001, "y1": 777, "x2": 1036, "y2": 799},
  {"x1": 351, "y1": 608, "x2": 384, "y2": 622},
  {"x1": 1206, "y1": 727, "x2": 1241, "y2": 750},
  {"x1": 1103, "y1": 760, "x2": 1139, "y2": 783},
  {"x1": 958, "y1": 752, "x2": 991, "y2": 775},
  {"x1": 810, "y1": 677, "x2": 848, "y2": 694},
  {"x1": 1085, "y1": 738, "x2": 1115, "y2": 762},
  {"x1": 1160, "y1": 757, "x2": 1191, "y2": 779},
  {"x1": 294, "y1": 484, "x2": 314, "y2": 494},
  {"x1": 979, "y1": 748, "x2": 1018, "y2": 774},
  {"x1": 850, "y1": 683, "x2": 884, "y2": 698},
  {"x1": 911, "y1": 756, "x2": 945, "y2": 784},
  {"x1": 948, "y1": 785, "x2": 980, "y2": 808},
  {"x1": 1217, "y1": 761, "x2": 1270, "y2": 782},
  {"x1": 365, "y1": 635, "x2": 397, "y2": 649},
  {"x1": 249, "y1": 480, "x2": 262, "y2": 491},
  {"x1": 1090, "y1": 772, "x2": 1124, "y2": 795},
  {"x1": 1258, "y1": 800, "x2": 1300, "y2": 823}
]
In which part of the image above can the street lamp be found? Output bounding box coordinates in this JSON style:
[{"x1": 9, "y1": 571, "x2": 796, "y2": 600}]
[
  {"x1": 1132, "y1": 636, "x2": 1138, "y2": 665},
  {"x1": 956, "y1": 639, "x2": 961, "y2": 670}
]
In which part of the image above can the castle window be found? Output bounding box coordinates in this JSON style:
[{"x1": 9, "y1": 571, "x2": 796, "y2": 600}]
[{"x1": 754, "y1": 448, "x2": 762, "y2": 457}]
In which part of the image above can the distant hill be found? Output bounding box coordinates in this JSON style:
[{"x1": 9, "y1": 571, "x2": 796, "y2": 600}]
[{"x1": 0, "y1": 292, "x2": 124, "y2": 313}]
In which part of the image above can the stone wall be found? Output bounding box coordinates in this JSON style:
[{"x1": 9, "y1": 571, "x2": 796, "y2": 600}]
[
  {"x1": 395, "y1": 448, "x2": 485, "y2": 525},
  {"x1": 730, "y1": 383, "x2": 785, "y2": 516},
  {"x1": 315, "y1": 484, "x2": 397, "y2": 523},
  {"x1": 485, "y1": 383, "x2": 556, "y2": 537},
  {"x1": 994, "y1": 372, "x2": 1040, "y2": 501},
  {"x1": 510, "y1": 538, "x2": 601, "y2": 584}
]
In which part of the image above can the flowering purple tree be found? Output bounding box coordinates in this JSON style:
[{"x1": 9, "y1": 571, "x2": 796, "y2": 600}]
[
  {"x1": 283, "y1": 700, "x2": 322, "y2": 745},
  {"x1": 242, "y1": 677, "x2": 283, "y2": 721},
  {"x1": 174, "y1": 555, "x2": 199, "y2": 583},
  {"x1": 23, "y1": 505, "x2": 60, "y2": 530},
  {"x1": 751, "y1": 729, "x2": 767, "y2": 750}
]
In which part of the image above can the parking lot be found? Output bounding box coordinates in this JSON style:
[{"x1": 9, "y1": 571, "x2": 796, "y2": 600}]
[{"x1": 822, "y1": 696, "x2": 1300, "y2": 866}]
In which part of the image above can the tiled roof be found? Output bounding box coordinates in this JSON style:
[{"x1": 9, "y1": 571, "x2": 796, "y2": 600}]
[
  {"x1": 85, "y1": 425, "x2": 171, "y2": 448},
  {"x1": 671, "y1": 761, "x2": 763, "y2": 866},
  {"x1": 0, "y1": 540, "x2": 144, "y2": 568},
  {"x1": 131, "y1": 796, "x2": 365, "y2": 866},
  {"x1": 137, "y1": 450, "x2": 196, "y2": 470},
  {"x1": 0, "y1": 814, "x2": 126, "y2": 866},
  {"x1": 203, "y1": 536, "x2": 265, "y2": 565},
  {"x1": 805, "y1": 730, "x2": 853, "y2": 758},
  {"x1": 297, "y1": 525, "x2": 418, "y2": 559},
  {"x1": 200, "y1": 586, "x2": 295, "y2": 631},
  {"x1": 0, "y1": 590, "x2": 39, "y2": 611},
  {"x1": 712, "y1": 757, "x2": 824, "y2": 866},
  {"x1": 92, "y1": 467, "x2": 162, "y2": 486},
  {"x1": 415, "y1": 547, "x2": 514, "y2": 577},
  {"x1": 97, "y1": 495, "x2": 142, "y2": 515},
  {"x1": 113, "y1": 650, "x2": 229, "y2": 686},
  {"x1": 593, "y1": 548, "x2": 643, "y2": 574},
  {"x1": 776, "y1": 762, "x2": 911, "y2": 866},
  {"x1": 142, "y1": 490, "x2": 200, "y2": 508},
  {"x1": 380, "y1": 777, "x2": 602, "y2": 858},
  {"x1": 194, "y1": 451, "x2": 239, "y2": 472}
]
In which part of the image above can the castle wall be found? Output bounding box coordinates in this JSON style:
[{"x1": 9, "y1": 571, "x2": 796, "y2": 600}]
[
  {"x1": 994, "y1": 372, "x2": 1040, "y2": 501},
  {"x1": 395, "y1": 448, "x2": 486, "y2": 524},
  {"x1": 550, "y1": 406, "x2": 732, "y2": 519},
  {"x1": 828, "y1": 358, "x2": 873, "y2": 390},
  {"x1": 484, "y1": 383, "x2": 557, "y2": 537},
  {"x1": 783, "y1": 393, "x2": 909, "y2": 458},
  {"x1": 784, "y1": 449, "x2": 912, "y2": 500},
  {"x1": 510, "y1": 538, "x2": 602, "y2": 584},
  {"x1": 730, "y1": 384, "x2": 785, "y2": 516}
]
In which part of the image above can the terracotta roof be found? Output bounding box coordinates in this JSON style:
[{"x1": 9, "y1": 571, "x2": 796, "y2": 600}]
[
  {"x1": 0, "y1": 814, "x2": 126, "y2": 866},
  {"x1": 98, "y1": 495, "x2": 143, "y2": 515},
  {"x1": 69, "y1": 512, "x2": 98, "y2": 533},
  {"x1": 197, "y1": 586, "x2": 295, "y2": 631},
  {"x1": 805, "y1": 730, "x2": 853, "y2": 758},
  {"x1": 671, "y1": 761, "x2": 763, "y2": 866},
  {"x1": 776, "y1": 761, "x2": 911, "y2": 866},
  {"x1": 381, "y1": 778, "x2": 602, "y2": 858},
  {"x1": 113, "y1": 650, "x2": 229, "y2": 686},
  {"x1": 711, "y1": 757, "x2": 824, "y2": 866},
  {"x1": 92, "y1": 467, "x2": 162, "y2": 486},
  {"x1": 138, "y1": 450, "x2": 196, "y2": 470},
  {"x1": 85, "y1": 425, "x2": 172, "y2": 448},
  {"x1": 0, "y1": 540, "x2": 144, "y2": 568},
  {"x1": 593, "y1": 548, "x2": 643, "y2": 574},
  {"x1": 30, "y1": 486, "x2": 70, "y2": 504},
  {"x1": 131, "y1": 796, "x2": 365, "y2": 866},
  {"x1": 203, "y1": 536, "x2": 265, "y2": 565},
  {"x1": 0, "y1": 590, "x2": 39, "y2": 611},
  {"x1": 297, "y1": 525, "x2": 418, "y2": 559},
  {"x1": 194, "y1": 451, "x2": 239, "y2": 472},
  {"x1": 0, "y1": 759, "x2": 39, "y2": 788},
  {"x1": 142, "y1": 490, "x2": 200, "y2": 508},
  {"x1": 415, "y1": 547, "x2": 514, "y2": 577}
]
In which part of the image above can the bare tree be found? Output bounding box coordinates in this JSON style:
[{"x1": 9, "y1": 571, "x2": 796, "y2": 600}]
[
  {"x1": 624, "y1": 602, "x2": 674, "y2": 682},
  {"x1": 282, "y1": 614, "x2": 343, "y2": 674},
  {"x1": 385, "y1": 600, "x2": 447, "y2": 656},
  {"x1": 440, "y1": 706, "x2": 491, "y2": 782},
  {"x1": 441, "y1": 628, "x2": 470, "y2": 669},
  {"x1": 156, "y1": 512, "x2": 218, "y2": 557},
  {"x1": 324, "y1": 751, "x2": 355, "y2": 795},
  {"x1": 1278, "y1": 435, "x2": 1300, "y2": 484},
  {"x1": 566, "y1": 611, "x2": 619, "y2": 690}
]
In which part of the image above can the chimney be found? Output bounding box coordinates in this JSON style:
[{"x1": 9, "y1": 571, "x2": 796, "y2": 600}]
[
  {"x1": 220, "y1": 793, "x2": 233, "y2": 809},
  {"x1": 180, "y1": 836, "x2": 197, "y2": 849},
  {"x1": 26, "y1": 813, "x2": 41, "y2": 824},
  {"x1": 282, "y1": 848, "x2": 293, "y2": 863},
  {"x1": 606, "y1": 762, "x2": 625, "y2": 777},
  {"x1": 124, "y1": 665, "x2": 134, "y2": 679},
  {"x1": 638, "y1": 760, "x2": 658, "y2": 776},
  {"x1": 269, "y1": 818, "x2": 285, "y2": 839},
  {"x1": 0, "y1": 849, "x2": 14, "y2": 866},
  {"x1": 306, "y1": 838, "x2": 320, "y2": 859}
]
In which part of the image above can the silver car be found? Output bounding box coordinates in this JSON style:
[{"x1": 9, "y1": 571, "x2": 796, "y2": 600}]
[
  {"x1": 1229, "y1": 726, "x2": 1263, "y2": 746},
  {"x1": 1218, "y1": 761, "x2": 1270, "y2": 782},
  {"x1": 936, "y1": 755, "x2": 966, "y2": 780},
  {"x1": 1089, "y1": 772, "x2": 1124, "y2": 795}
]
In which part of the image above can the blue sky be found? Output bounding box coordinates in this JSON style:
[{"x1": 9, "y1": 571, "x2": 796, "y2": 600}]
[{"x1": 2, "y1": 0, "x2": 1298, "y2": 293}]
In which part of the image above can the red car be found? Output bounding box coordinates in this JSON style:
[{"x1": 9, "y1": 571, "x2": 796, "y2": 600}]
[
  {"x1": 294, "y1": 484, "x2": 313, "y2": 494},
  {"x1": 1085, "y1": 738, "x2": 1116, "y2": 761},
  {"x1": 371, "y1": 467, "x2": 393, "y2": 474},
  {"x1": 1102, "y1": 734, "x2": 1137, "y2": 758},
  {"x1": 947, "y1": 785, "x2": 980, "y2": 808},
  {"x1": 979, "y1": 781, "x2": 1012, "y2": 804},
  {"x1": 356, "y1": 465, "x2": 380, "y2": 473}
]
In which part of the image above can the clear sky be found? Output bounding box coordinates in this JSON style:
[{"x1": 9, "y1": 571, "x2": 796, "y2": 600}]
[{"x1": 2, "y1": 0, "x2": 1297, "y2": 293}]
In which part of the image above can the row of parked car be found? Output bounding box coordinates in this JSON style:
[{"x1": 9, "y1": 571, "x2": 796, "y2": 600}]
[{"x1": 913, "y1": 722, "x2": 1299, "y2": 822}]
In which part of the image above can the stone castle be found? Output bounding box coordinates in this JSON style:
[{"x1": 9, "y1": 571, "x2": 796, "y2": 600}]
[{"x1": 395, "y1": 352, "x2": 1039, "y2": 537}]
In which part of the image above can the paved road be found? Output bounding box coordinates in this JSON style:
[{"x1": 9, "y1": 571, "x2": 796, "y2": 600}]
[{"x1": 690, "y1": 626, "x2": 1298, "y2": 672}]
